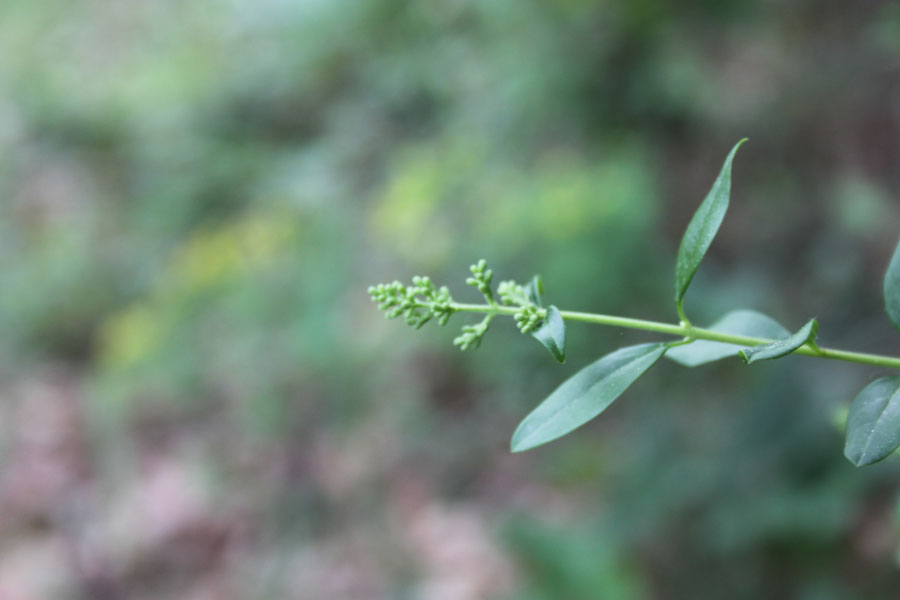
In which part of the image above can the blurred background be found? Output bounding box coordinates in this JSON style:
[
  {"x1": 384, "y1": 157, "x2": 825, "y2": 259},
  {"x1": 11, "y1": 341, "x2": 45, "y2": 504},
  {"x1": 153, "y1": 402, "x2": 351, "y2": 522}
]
[{"x1": 0, "y1": 0, "x2": 899, "y2": 598}]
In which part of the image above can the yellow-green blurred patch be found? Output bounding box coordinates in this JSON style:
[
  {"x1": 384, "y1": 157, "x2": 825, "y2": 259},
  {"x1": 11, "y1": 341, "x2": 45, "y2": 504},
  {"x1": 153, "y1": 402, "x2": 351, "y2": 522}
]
[
  {"x1": 98, "y1": 303, "x2": 164, "y2": 369},
  {"x1": 372, "y1": 139, "x2": 655, "y2": 264},
  {"x1": 98, "y1": 212, "x2": 300, "y2": 369},
  {"x1": 162, "y1": 213, "x2": 298, "y2": 296},
  {"x1": 371, "y1": 138, "x2": 488, "y2": 266}
]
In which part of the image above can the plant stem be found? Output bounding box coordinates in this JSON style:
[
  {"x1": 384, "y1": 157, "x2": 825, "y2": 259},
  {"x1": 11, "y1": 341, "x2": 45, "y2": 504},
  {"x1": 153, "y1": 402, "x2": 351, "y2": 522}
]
[{"x1": 450, "y1": 303, "x2": 900, "y2": 370}]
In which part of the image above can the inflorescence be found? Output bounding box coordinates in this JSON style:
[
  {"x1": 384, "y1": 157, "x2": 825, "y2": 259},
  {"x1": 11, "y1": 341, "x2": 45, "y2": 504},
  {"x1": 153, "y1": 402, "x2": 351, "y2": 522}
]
[
  {"x1": 369, "y1": 259, "x2": 549, "y2": 351},
  {"x1": 368, "y1": 276, "x2": 454, "y2": 330}
]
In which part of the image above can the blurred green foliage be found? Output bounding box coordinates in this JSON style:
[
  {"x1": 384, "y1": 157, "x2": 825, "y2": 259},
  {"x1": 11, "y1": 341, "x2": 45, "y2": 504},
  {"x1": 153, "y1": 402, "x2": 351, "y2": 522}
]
[{"x1": 0, "y1": 0, "x2": 899, "y2": 598}]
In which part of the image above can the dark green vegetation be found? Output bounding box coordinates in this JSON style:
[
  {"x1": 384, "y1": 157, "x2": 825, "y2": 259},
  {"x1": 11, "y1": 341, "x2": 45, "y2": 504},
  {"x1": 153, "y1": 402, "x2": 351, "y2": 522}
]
[{"x1": 2, "y1": 0, "x2": 900, "y2": 598}]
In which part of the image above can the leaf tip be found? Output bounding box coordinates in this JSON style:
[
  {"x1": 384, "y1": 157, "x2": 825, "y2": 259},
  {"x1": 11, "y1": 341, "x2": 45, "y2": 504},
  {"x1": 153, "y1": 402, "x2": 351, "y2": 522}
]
[
  {"x1": 509, "y1": 429, "x2": 532, "y2": 453},
  {"x1": 844, "y1": 450, "x2": 868, "y2": 468},
  {"x1": 843, "y1": 439, "x2": 866, "y2": 467},
  {"x1": 723, "y1": 138, "x2": 748, "y2": 164},
  {"x1": 533, "y1": 305, "x2": 566, "y2": 363}
]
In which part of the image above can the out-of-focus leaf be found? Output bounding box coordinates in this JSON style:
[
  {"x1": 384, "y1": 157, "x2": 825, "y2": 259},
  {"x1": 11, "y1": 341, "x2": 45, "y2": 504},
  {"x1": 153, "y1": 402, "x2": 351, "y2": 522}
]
[
  {"x1": 844, "y1": 376, "x2": 900, "y2": 466},
  {"x1": 511, "y1": 343, "x2": 667, "y2": 452},
  {"x1": 884, "y1": 237, "x2": 900, "y2": 333},
  {"x1": 740, "y1": 319, "x2": 818, "y2": 364},
  {"x1": 666, "y1": 309, "x2": 789, "y2": 367},
  {"x1": 533, "y1": 305, "x2": 566, "y2": 363},
  {"x1": 674, "y1": 139, "x2": 747, "y2": 309},
  {"x1": 527, "y1": 275, "x2": 544, "y2": 307}
]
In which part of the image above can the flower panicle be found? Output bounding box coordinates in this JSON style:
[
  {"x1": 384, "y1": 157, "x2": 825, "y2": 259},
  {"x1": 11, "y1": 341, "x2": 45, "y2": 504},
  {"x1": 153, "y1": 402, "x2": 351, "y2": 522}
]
[{"x1": 369, "y1": 260, "x2": 548, "y2": 350}]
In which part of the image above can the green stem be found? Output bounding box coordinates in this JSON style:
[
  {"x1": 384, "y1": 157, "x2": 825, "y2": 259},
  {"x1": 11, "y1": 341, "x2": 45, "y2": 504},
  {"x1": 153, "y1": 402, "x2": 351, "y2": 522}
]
[{"x1": 450, "y1": 303, "x2": 900, "y2": 370}]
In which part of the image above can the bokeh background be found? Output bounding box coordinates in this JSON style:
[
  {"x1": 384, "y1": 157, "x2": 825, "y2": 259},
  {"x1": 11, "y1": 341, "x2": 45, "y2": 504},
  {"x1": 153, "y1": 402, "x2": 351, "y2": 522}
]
[{"x1": 1, "y1": 1, "x2": 900, "y2": 598}]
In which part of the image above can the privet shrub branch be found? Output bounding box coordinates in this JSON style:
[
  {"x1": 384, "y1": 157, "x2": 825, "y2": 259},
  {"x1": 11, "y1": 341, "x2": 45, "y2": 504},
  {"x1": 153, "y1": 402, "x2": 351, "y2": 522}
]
[{"x1": 369, "y1": 140, "x2": 900, "y2": 466}]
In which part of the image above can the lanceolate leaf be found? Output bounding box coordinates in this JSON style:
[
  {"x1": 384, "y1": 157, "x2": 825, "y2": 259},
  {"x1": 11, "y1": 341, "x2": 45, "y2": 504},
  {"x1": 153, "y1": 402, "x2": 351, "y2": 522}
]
[
  {"x1": 844, "y1": 377, "x2": 900, "y2": 467},
  {"x1": 533, "y1": 305, "x2": 566, "y2": 363},
  {"x1": 674, "y1": 139, "x2": 747, "y2": 309},
  {"x1": 884, "y1": 237, "x2": 900, "y2": 333},
  {"x1": 740, "y1": 318, "x2": 818, "y2": 364},
  {"x1": 666, "y1": 309, "x2": 789, "y2": 367},
  {"x1": 511, "y1": 343, "x2": 668, "y2": 452}
]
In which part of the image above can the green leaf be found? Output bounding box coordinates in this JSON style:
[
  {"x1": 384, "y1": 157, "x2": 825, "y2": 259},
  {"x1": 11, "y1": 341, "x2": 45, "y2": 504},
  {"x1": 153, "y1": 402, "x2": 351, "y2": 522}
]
[
  {"x1": 526, "y1": 275, "x2": 544, "y2": 307},
  {"x1": 885, "y1": 237, "x2": 900, "y2": 333},
  {"x1": 844, "y1": 376, "x2": 900, "y2": 466},
  {"x1": 511, "y1": 343, "x2": 667, "y2": 452},
  {"x1": 533, "y1": 305, "x2": 566, "y2": 363},
  {"x1": 674, "y1": 139, "x2": 747, "y2": 311},
  {"x1": 666, "y1": 310, "x2": 789, "y2": 367},
  {"x1": 739, "y1": 318, "x2": 818, "y2": 364}
]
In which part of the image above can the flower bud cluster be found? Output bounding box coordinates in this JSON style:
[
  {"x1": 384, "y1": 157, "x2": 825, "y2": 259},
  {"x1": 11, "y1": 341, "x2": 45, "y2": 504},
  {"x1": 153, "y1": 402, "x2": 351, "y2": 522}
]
[
  {"x1": 466, "y1": 259, "x2": 495, "y2": 303},
  {"x1": 498, "y1": 280, "x2": 545, "y2": 334},
  {"x1": 453, "y1": 316, "x2": 492, "y2": 351},
  {"x1": 497, "y1": 281, "x2": 529, "y2": 307},
  {"x1": 368, "y1": 275, "x2": 454, "y2": 330},
  {"x1": 513, "y1": 305, "x2": 543, "y2": 334},
  {"x1": 369, "y1": 260, "x2": 549, "y2": 352}
]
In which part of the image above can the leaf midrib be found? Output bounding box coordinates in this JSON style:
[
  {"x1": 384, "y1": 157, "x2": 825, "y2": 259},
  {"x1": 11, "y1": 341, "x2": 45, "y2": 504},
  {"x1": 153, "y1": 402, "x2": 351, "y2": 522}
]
[{"x1": 519, "y1": 345, "x2": 662, "y2": 445}]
